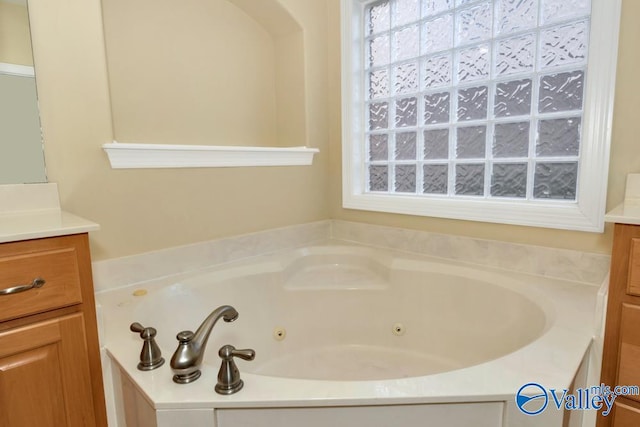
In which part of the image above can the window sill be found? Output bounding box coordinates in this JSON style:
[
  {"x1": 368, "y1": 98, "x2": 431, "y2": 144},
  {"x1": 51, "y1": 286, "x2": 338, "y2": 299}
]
[
  {"x1": 343, "y1": 192, "x2": 604, "y2": 232},
  {"x1": 102, "y1": 142, "x2": 319, "y2": 169}
]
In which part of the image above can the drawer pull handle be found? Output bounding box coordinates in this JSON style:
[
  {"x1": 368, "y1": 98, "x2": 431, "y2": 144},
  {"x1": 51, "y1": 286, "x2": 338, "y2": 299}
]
[{"x1": 0, "y1": 277, "x2": 46, "y2": 296}]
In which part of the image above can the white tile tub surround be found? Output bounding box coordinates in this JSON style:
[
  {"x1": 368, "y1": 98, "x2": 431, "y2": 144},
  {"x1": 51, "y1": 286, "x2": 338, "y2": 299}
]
[
  {"x1": 92, "y1": 221, "x2": 330, "y2": 292},
  {"x1": 93, "y1": 219, "x2": 610, "y2": 292},
  {"x1": 330, "y1": 220, "x2": 611, "y2": 286}
]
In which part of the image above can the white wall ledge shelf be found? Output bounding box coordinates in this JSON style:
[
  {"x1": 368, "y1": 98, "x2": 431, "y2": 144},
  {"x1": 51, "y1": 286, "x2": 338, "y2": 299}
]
[
  {"x1": 102, "y1": 142, "x2": 319, "y2": 169},
  {"x1": 0, "y1": 62, "x2": 35, "y2": 77}
]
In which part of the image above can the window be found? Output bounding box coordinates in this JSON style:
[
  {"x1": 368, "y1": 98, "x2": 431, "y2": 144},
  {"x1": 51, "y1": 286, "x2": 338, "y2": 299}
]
[{"x1": 341, "y1": 0, "x2": 621, "y2": 231}]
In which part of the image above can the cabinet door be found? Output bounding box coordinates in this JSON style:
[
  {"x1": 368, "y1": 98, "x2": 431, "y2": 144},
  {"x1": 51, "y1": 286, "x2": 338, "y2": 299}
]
[
  {"x1": 613, "y1": 401, "x2": 640, "y2": 427},
  {"x1": 0, "y1": 313, "x2": 96, "y2": 427},
  {"x1": 618, "y1": 304, "x2": 640, "y2": 404},
  {"x1": 627, "y1": 238, "x2": 640, "y2": 296}
]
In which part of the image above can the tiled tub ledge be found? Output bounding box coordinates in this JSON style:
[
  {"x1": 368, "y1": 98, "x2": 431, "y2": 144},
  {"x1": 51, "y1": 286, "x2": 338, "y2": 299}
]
[
  {"x1": 92, "y1": 220, "x2": 610, "y2": 293},
  {"x1": 330, "y1": 220, "x2": 611, "y2": 286},
  {"x1": 91, "y1": 221, "x2": 330, "y2": 292}
]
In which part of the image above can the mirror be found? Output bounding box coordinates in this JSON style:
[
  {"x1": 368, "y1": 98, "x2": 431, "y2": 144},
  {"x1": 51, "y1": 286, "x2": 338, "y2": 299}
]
[{"x1": 0, "y1": 0, "x2": 46, "y2": 184}]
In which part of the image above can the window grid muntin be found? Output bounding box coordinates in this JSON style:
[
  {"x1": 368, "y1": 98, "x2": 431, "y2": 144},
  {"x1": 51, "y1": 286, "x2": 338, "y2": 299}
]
[{"x1": 363, "y1": 0, "x2": 589, "y2": 200}]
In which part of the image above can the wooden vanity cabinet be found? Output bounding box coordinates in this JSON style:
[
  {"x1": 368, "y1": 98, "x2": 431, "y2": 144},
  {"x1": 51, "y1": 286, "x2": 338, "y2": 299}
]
[
  {"x1": 0, "y1": 234, "x2": 107, "y2": 427},
  {"x1": 599, "y1": 223, "x2": 640, "y2": 426}
]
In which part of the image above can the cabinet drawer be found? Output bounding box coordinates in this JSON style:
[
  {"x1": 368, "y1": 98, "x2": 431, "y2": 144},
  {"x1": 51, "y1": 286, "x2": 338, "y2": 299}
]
[{"x1": 0, "y1": 238, "x2": 83, "y2": 322}]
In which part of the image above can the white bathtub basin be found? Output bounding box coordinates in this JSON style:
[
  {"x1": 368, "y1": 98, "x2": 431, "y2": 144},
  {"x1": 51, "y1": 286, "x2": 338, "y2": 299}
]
[
  {"x1": 97, "y1": 243, "x2": 598, "y2": 427},
  {"x1": 129, "y1": 247, "x2": 548, "y2": 381}
]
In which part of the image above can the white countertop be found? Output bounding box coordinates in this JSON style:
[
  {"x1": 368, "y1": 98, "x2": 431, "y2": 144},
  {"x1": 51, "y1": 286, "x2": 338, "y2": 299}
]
[
  {"x1": 0, "y1": 209, "x2": 99, "y2": 243},
  {"x1": 605, "y1": 201, "x2": 640, "y2": 225},
  {"x1": 605, "y1": 174, "x2": 640, "y2": 225},
  {"x1": 0, "y1": 183, "x2": 98, "y2": 243}
]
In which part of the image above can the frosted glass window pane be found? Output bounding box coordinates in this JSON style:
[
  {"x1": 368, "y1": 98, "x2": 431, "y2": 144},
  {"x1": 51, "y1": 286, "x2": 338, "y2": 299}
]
[
  {"x1": 424, "y1": 54, "x2": 452, "y2": 89},
  {"x1": 369, "y1": 69, "x2": 389, "y2": 100},
  {"x1": 424, "y1": 129, "x2": 449, "y2": 159},
  {"x1": 423, "y1": 14, "x2": 454, "y2": 54},
  {"x1": 537, "y1": 117, "x2": 581, "y2": 156},
  {"x1": 542, "y1": 0, "x2": 591, "y2": 24},
  {"x1": 540, "y1": 21, "x2": 588, "y2": 70},
  {"x1": 368, "y1": 1, "x2": 390, "y2": 35},
  {"x1": 491, "y1": 163, "x2": 528, "y2": 197},
  {"x1": 396, "y1": 97, "x2": 418, "y2": 127},
  {"x1": 395, "y1": 164, "x2": 417, "y2": 193},
  {"x1": 393, "y1": 0, "x2": 420, "y2": 27},
  {"x1": 369, "y1": 165, "x2": 389, "y2": 191},
  {"x1": 494, "y1": 79, "x2": 532, "y2": 118},
  {"x1": 456, "y1": 126, "x2": 486, "y2": 158},
  {"x1": 423, "y1": 164, "x2": 449, "y2": 194},
  {"x1": 458, "y1": 86, "x2": 488, "y2": 121},
  {"x1": 538, "y1": 71, "x2": 584, "y2": 113},
  {"x1": 369, "y1": 134, "x2": 388, "y2": 161},
  {"x1": 493, "y1": 122, "x2": 529, "y2": 158},
  {"x1": 423, "y1": 0, "x2": 453, "y2": 17},
  {"x1": 456, "y1": 2, "x2": 492, "y2": 46},
  {"x1": 455, "y1": 164, "x2": 485, "y2": 195},
  {"x1": 394, "y1": 62, "x2": 418, "y2": 95},
  {"x1": 369, "y1": 35, "x2": 390, "y2": 67},
  {"x1": 357, "y1": 0, "x2": 593, "y2": 206},
  {"x1": 458, "y1": 44, "x2": 490, "y2": 83},
  {"x1": 425, "y1": 92, "x2": 451, "y2": 124},
  {"x1": 495, "y1": 0, "x2": 538, "y2": 35},
  {"x1": 534, "y1": 162, "x2": 578, "y2": 200},
  {"x1": 369, "y1": 102, "x2": 389, "y2": 130},
  {"x1": 496, "y1": 34, "x2": 535, "y2": 76},
  {"x1": 393, "y1": 25, "x2": 420, "y2": 61},
  {"x1": 395, "y1": 132, "x2": 417, "y2": 160}
]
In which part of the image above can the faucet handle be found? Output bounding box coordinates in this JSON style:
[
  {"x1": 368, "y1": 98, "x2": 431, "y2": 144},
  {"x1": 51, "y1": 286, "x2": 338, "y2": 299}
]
[
  {"x1": 130, "y1": 322, "x2": 165, "y2": 371},
  {"x1": 215, "y1": 345, "x2": 255, "y2": 395},
  {"x1": 131, "y1": 322, "x2": 156, "y2": 338},
  {"x1": 221, "y1": 346, "x2": 255, "y2": 361}
]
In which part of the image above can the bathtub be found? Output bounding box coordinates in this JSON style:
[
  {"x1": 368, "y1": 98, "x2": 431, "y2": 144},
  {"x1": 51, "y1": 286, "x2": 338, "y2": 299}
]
[{"x1": 97, "y1": 243, "x2": 599, "y2": 427}]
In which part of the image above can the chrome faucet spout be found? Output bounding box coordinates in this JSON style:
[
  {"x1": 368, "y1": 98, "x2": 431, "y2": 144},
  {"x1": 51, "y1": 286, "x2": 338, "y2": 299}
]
[
  {"x1": 170, "y1": 305, "x2": 238, "y2": 384},
  {"x1": 192, "y1": 305, "x2": 238, "y2": 355}
]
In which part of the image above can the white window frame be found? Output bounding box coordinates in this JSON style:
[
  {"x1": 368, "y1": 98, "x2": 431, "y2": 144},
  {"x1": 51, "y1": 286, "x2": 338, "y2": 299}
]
[{"x1": 341, "y1": 0, "x2": 621, "y2": 232}]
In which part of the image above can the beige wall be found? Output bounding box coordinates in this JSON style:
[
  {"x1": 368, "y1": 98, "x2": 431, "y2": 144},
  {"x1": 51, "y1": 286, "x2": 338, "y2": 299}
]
[
  {"x1": 102, "y1": 0, "x2": 279, "y2": 147},
  {"x1": 24, "y1": 0, "x2": 639, "y2": 260},
  {"x1": 0, "y1": 1, "x2": 33, "y2": 66},
  {"x1": 328, "y1": 0, "x2": 640, "y2": 255},
  {"x1": 28, "y1": 0, "x2": 329, "y2": 261}
]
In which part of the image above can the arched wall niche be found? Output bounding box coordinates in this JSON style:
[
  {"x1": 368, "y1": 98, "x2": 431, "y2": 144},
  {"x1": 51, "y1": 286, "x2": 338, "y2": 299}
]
[
  {"x1": 101, "y1": 0, "x2": 312, "y2": 168},
  {"x1": 228, "y1": 0, "x2": 302, "y2": 36}
]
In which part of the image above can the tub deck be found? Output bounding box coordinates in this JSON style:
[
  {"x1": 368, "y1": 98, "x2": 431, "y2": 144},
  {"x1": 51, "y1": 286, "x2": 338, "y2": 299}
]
[{"x1": 97, "y1": 242, "x2": 600, "y2": 426}]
